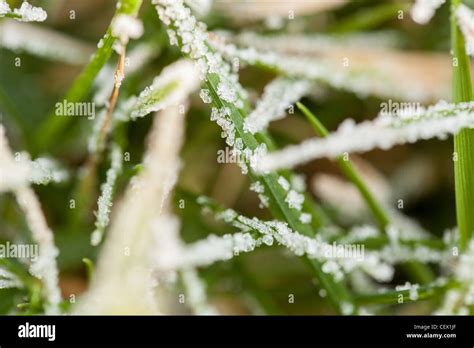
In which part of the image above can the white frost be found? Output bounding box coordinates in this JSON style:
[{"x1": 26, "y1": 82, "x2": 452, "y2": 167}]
[
  {"x1": 410, "y1": 0, "x2": 445, "y2": 25},
  {"x1": 256, "y1": 101, "x2": 474, "y2": 173},
  {"x1": 111, "y1": 14, "x2": 144, "y2": 44},
  {"x1": 91, "y1": 145, "x2": 123, "y2": 246},
  {"x1": 244, "y1": 77, "x2": 312, "y2": 134},
  {"x1": 12, "y1": 1, "x2": 47, "y2": 22}
]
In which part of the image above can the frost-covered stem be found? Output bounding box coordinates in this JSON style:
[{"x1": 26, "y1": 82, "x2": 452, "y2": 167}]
[
  {"x1": 36, "y1": 0, "x2": 143, "y2": 151},
  {"x1": 0, "y1": 126, "x2": 61, "y2": 313},
  {"x1": 97, "y1": 47, "x2": 127, "y2": 153},
  {"x1": 451, "y1": 0, "x2": 474, "y2": 251},
  {"x1": 1, "y1": 132, "x2": 61, "y2": 313},
  {"x1": 14, "y1": 187, "x2": 61, "y2": 313},
  {"x1": 76, "y1": 104, "x2": 186, "y2": 314},
  {"x1": 78, "y1": 46, "x2": 127, "y2": 220},
  {"x1": 91, "y1": 145, "x2": 123, "y2": 246},
  {"x1": 257, "y1": 101, "x2": 474, "y2": 173},
  {"x1": 354, "y1": 278, "x2": 459, "y2": 306},
  {"x1": 297, "y1": 102, "x2": 390, "y2": 229}
]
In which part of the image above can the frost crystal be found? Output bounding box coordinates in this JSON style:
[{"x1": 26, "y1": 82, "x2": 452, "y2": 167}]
[
  {"x1": 195, "y1": 198, "x2": 395, "y2": 282},
  {"x1": 10, "y1": 1, "x2": 47, "y2": 22},
  {"x1": 299, "y1": 213, "x2": 312, "y2": 224},
  {"x1": 244, "y1": 77, "x2": 311, "y2": 134},
  {"x1": 0, "y1": 268, "x2": 22, "y2": 289},
  {"x1": 29, "y1": 157, "x2": 68, "y2": 185},
  {"x1": 0, "y1": 0, "x2": 11, "y2": 16},
  {"x1": 91, "y1": 146, "x2": 123, "y2": 246},
  {"x1": 199, "y1": 89, "x2": 212, "y2": 104},
  {"x1": 250, "y1": 181, "x2": 264, "y2": 194},
  {"x1": 277, "y1": 176, "x2": 290, "y2": 191},
  {"x1": 257, "y1": 101, "x2": 474, "y2": 173},
  {"x1": 410, "y1": 0, "x2": 446, "y2": 25},
  {"x1": 285, "y1": 190, "x2": 304, "y2": 210},
  {"x1": 130, "y1": 59, "x2": 200, "y2": 119},
  {"x1": 111, "y1": 14, "x2": 144, "y2": 44},
  {"x1": 216, "y1": 81, "x2": 237, "y2": 103}
]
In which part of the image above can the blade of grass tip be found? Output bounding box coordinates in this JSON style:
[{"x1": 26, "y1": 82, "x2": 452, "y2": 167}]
[
  {"x1": 82, "y1": 258, "x2": 95, "y2": 282},
  {"x1": 451, "y1": 0, "x2": 474, "y2": 251},
  {"x1": 297, "y1": 102, "x2": 435, "y2": 284},
  {"x1": 35, "y1": 0, "x2": 143, "y2": 153}
]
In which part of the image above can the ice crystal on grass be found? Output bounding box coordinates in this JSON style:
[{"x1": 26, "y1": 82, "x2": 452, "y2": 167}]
[
  {"x1": 129, "y1": 59, "x2": 200, "y2": 119},
  {"x1": 0, "y1": 268, "x2": 22, "y2": 289},
  {"x1": 436, "y1": 241, "x2": 474, "y2": 314},
  {"x1": 1, "y1": 151, "x2": 66, "y2": 189},
  {"x1": 155, "y1": 231, "x2": 260, "y2": 271},
  {"x1": 5, "y1": 1, "x2": 48, "y2": 22},
  {"x1": 199, "y1": 89, "x2": 212, "y2": 104},
  {"x1": 91, "y1": 146, "x2": 123, "y2": 246},
  {"x1": 285, "y1": 190, "x2": 304, "y2": 211},
  {"x1": 410, "y1": 0, "x2": 446, "y2": 24},
  {"x1": 216, "y1": 81, "x2": 237, "y2": 104},
  {"x1": 78, "y1": 106, "x2": 186, "y2": 314},
  {"x1": 29, "y1": 157, "x2": 68, "y2": 186},
  {"x1": 0, "y1": 0, "x2": 10, "y2": 16},
  {"x1": 0, "y1": 129, "x2": 29, "y2": 192},
  {"x1": 111, "y1": 14, "x2": 144, "y2": 44},
  {"x1": 256, "y1": 101, "x2": 474, "y2": 173},
  {"x1": 0, "y1": 125, "x2": 61, "y2": 313},
  {"x1": 244, "y1": 77, "x2": 312, "y2": 134},
  {"x1": 194, "y1": 200, "x2": 395, "y2": 282},
  {"x1": 277, "y1": 176, "x2": 290, "y2": 191},
  {"x1": 456, "y1": 4, "x2": 474, "y2": 57}
]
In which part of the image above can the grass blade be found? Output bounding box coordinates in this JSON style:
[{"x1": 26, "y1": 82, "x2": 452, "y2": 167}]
[{"x1": 451, "y1": 0, "x2": 474, "y2": 251}]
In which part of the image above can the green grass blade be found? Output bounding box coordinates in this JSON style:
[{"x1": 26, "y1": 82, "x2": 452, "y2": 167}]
[
  {"x1": 297, "y1": 102, "x2": 390, "y2": 229},
  {"x1": 35, "y1": 0, "x2": 143, "y2": 152},
  {"x1": 354, "y1": 279, "x2": 459, "y2": 306},
  {"x1": 451, "y1": 0, "x2": 474, "y2": 251}
]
